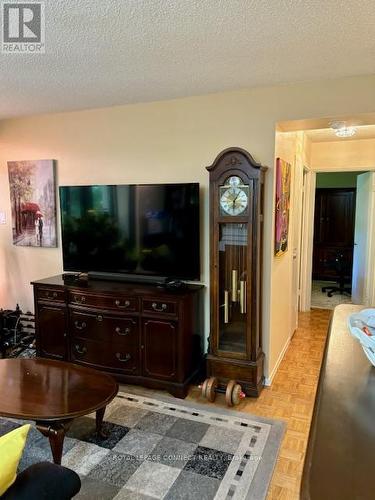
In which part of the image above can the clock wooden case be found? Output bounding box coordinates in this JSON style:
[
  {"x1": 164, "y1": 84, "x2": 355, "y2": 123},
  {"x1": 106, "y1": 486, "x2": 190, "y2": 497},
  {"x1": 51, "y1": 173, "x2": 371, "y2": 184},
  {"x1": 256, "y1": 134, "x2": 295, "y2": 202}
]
[{"x1": 206, "y1": 147, "x2": 266, "y2": 396}]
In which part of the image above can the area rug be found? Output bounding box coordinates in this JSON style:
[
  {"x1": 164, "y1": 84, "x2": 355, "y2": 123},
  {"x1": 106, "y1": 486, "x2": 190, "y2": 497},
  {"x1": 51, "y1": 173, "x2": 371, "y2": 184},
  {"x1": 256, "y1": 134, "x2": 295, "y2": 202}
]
[
  {"x1": 0, "y1": 389, "x2": 285, "y2": 500},
  {"x1": 311, "y1": 280, "x2": 352, "y2": 310}
]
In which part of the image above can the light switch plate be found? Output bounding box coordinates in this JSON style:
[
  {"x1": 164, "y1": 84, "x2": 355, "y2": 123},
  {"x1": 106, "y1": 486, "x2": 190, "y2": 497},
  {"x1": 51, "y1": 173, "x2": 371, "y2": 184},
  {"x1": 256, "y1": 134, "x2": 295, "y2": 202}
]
[{"x1": 0, "y1": 211, "x2": 6, "y2": 224}]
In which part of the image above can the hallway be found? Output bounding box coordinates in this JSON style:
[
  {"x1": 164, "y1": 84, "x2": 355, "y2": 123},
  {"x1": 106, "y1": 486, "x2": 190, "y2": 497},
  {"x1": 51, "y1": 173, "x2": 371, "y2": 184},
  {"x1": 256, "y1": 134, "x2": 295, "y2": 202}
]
[{"x1": 189, "y1": 309, "x2": 331, "y2": 499}]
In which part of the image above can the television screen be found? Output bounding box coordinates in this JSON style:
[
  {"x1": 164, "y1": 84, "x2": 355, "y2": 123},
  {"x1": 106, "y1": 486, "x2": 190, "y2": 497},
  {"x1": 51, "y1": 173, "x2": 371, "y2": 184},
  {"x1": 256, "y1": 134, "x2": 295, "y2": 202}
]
[{"x1": 59, "y1": 183, "x2": 200, "y2": 280}]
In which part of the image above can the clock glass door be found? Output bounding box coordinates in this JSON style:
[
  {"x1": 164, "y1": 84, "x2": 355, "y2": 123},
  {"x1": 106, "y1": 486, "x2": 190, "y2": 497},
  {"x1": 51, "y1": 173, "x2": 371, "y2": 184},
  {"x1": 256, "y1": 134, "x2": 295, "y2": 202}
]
[{"x1": 218, "y1": 223, "x2": 248, "y2": 354}]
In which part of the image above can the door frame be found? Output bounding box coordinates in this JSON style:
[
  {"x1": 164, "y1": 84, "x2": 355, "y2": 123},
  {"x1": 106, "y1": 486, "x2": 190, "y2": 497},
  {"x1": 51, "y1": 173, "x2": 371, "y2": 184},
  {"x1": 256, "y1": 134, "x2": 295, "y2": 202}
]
[
  {"x1": 369, "y1": 175, "x2": 375, "y2": 305},
  {"x1": 356, "y1": 172, "x2": 375, "y2": 305},
  {"x1": 299, "y1": 168, "x2": 316, "y2": 311},
  {"x1": 299, "y1": 166, "x2": 375, "y2": 311}
]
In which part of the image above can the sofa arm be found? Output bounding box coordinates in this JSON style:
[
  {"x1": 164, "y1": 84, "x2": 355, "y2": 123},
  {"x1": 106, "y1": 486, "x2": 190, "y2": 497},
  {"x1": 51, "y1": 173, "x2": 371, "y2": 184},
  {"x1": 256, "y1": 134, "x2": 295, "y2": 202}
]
[{"x1": 1, "y1": 462, "x2": 81, "y2": 500}]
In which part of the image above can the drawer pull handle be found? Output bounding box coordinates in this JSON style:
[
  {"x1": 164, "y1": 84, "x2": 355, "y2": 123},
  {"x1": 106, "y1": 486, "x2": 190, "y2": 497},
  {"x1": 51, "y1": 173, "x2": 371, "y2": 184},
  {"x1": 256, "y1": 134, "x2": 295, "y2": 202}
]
[
  {"x1": 152, "y1": 302, "x2": 167, "y2": 312},
  {"x1": 115, "y1": 300, "x2": 130, "y2": 308},
  {"x1": 115, "y1": 353, "x2": 131, "y2": 363},
  {"x1": 97, "y1": 315, "x2": 103, "y2": 322},
  {"x1": 45, "y1": 291, "x2": 58, "y2": 298},
  {"x1": 74, "y1": 295, "x2": 86, "y2": 304},
  {"x1": 115, "y1": 327, "x2": 130, "y2": 336},
  {"x1": 74, "y1": 321, "x2": 87, "y2": 330},
  {"x1": 74, "y1": 345, "x2": 87, "y2": 355}
]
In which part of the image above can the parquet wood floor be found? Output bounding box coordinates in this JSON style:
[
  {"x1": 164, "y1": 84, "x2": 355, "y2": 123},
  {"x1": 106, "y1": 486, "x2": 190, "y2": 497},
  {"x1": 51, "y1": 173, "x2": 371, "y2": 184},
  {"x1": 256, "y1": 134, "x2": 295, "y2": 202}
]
[{"x1": 187, "y1": 308, "x2": 331, "y2": 500}]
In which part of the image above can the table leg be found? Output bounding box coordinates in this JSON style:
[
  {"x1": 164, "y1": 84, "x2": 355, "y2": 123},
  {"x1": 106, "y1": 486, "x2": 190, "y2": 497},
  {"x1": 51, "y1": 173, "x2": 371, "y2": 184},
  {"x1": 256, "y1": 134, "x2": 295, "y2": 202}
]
[
  {"x1": 36, "y1": 420, "x2": 72, "y2": 465},
  {"x1": 96, "y1": 406, "x2": 107, "y2": 438}
]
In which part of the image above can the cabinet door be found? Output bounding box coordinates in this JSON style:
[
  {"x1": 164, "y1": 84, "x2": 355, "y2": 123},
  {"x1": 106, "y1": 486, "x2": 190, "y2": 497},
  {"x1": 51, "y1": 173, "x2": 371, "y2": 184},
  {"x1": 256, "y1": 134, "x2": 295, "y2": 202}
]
[
  {"x1": 314, "y1": 189, "x2": 355, "y2": 246},
  {"x1": 324, "y1": 190, "x2": 355, "y2": 246},
  {"x1": 37, "y1": 305, "x2": 67, "y2": 360},
  {"x1": 142, "y1": 319, "x2": 177, "y2": 380}
]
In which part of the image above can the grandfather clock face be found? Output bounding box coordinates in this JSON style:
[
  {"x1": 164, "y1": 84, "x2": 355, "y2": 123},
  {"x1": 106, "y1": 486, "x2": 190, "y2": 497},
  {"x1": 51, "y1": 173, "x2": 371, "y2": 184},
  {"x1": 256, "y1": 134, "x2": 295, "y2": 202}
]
[{"x1": 219, "y1": 176, "x2": 249, "y2": 216}]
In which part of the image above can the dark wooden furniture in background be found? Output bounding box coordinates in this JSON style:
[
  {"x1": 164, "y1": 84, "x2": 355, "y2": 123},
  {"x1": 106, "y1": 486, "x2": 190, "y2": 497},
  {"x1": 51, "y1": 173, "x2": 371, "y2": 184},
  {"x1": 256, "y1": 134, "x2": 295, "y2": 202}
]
[
  {"x1": 205, "y1": 148, "x2": 266, "y2": 397},
  {"x1": 301, "y1": 305, "x2": 375, "y2": 499},
  {"x1": 32, "y1": 275, "x2": 204, "y2": 398},
  {"x1": 0, "y1": 358, "x2": 118, "y2": 464},
  {"x1": 0, "y1": 309, "x2": 6, "y2": 357},
  {"x1": 312, "y1": 188, "x2": 355, "y2": 281}
]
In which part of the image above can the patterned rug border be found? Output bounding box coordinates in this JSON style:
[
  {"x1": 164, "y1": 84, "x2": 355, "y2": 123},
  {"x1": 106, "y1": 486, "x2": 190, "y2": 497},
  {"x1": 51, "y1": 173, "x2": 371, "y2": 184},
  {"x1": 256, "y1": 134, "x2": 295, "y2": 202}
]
[
  {"x1": 118, "y1": 386, "x2": 286, "y2": 500},
  {"x1": 118, "y1": 386, "x2": 284, "y2": 428}
]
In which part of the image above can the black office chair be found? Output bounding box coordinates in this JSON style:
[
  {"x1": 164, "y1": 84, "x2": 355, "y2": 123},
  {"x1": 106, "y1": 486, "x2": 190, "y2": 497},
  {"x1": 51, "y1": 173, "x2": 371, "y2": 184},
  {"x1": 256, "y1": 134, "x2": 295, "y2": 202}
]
[{"x1": 322, "y1": 251, "x2": 352, "y2": 297}]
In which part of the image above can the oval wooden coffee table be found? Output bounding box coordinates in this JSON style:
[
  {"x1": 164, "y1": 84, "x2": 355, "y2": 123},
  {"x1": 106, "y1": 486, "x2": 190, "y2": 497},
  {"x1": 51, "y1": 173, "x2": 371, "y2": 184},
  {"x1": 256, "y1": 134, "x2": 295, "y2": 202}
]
[{"x1": 0, "y1": 358, "x2": 118, "y2": 464}]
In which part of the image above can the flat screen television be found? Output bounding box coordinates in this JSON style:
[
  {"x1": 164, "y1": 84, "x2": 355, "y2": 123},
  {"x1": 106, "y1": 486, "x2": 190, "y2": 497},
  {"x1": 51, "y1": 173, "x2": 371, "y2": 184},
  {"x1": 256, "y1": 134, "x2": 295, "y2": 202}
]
[{"x1": 59, "y1": 183, "x2": 200, "y2": 281}]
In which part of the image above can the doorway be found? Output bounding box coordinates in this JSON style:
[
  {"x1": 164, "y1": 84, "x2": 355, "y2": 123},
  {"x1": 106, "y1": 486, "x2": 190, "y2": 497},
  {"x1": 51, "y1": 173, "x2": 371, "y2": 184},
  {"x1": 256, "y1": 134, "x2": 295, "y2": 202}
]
[
  {"x1": 276, "y1": 117, "x2": 375, "y2": 315},
  {"x1": 308, "y1": 171, "x2": 375, "y2": 309},
  {"x1": 311, "y1": 173, "x2": 359, "y2": 308}
]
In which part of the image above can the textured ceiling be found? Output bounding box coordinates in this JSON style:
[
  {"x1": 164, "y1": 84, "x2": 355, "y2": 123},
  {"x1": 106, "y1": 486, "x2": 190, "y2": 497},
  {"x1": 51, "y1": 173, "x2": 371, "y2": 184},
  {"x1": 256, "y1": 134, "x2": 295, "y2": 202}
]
[
  {"x1": 306, "y1": 125, "x2": 375, "y2": 142},
  {"x1": 0, "y1": 0, "x2": 375, "y2": 119}
]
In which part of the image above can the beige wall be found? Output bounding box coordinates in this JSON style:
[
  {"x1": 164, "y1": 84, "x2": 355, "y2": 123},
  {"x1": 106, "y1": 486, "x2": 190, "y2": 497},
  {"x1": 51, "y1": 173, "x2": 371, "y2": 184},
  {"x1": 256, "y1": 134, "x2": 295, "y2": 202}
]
[
  {"x1": 310, "y1": 138, "x2": 375, "y2": 170},
  {"x1": 1, "y1": 74, "x2": 375, "y2": 379},
  {"x1": 269, "y1": 131, "x2": 309, "y2": 381},
  {"x1": 271, "y1": 132, "x2": 297, "y2": 378}
]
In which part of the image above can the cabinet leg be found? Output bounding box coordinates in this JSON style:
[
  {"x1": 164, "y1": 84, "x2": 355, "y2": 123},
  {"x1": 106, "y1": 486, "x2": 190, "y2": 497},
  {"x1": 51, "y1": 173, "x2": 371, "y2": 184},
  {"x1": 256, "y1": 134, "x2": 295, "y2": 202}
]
[
  {"x1": 96, "y1": 406, "x2": 107, "y2": 438},
  {"x1": 169, "y1": 386, "x2": 189, "y2": 399}
]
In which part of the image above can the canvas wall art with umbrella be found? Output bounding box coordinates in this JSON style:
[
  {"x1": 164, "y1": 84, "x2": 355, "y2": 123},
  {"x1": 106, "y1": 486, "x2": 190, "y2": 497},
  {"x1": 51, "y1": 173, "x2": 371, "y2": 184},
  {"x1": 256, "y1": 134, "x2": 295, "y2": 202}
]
[{"x1": 7, "y1": 160, "x2": 57, "y2": 247}]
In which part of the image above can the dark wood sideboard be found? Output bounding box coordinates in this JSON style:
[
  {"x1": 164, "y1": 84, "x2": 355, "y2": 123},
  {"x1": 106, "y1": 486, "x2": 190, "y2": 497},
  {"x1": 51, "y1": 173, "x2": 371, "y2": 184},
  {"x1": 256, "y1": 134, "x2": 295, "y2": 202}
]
[{"x1": 32, "y1": 275, "x2": 204, "y2": 398}]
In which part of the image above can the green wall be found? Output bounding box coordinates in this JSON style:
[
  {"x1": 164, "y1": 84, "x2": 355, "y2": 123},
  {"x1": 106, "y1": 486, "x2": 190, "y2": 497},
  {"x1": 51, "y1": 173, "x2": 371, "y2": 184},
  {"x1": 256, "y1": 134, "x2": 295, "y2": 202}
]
[{"x1": 316, "y1": 171, "x2": 366, "y2": 188}]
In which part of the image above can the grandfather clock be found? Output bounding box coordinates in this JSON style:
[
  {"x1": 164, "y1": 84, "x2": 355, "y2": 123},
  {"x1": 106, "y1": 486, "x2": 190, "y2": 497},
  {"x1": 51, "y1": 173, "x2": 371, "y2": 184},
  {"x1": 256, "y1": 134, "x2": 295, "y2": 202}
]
[{"x1": 206, "y1": 147, "x2": 266, "y2": 396}]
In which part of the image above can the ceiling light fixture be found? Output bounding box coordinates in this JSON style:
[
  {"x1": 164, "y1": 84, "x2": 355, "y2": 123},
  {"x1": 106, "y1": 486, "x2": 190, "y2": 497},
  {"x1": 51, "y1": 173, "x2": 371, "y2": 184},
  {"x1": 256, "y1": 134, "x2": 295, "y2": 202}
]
[{"x1": 330, "y1": 121, "x2": 357, "y2": 138}]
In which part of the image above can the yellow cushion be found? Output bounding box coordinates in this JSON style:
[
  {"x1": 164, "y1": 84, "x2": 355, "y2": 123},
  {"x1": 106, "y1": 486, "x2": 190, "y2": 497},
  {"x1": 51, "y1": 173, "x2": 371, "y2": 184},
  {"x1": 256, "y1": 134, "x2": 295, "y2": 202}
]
[{"x1": 0, "y1": 424, "x2": 30, "y2": 496}]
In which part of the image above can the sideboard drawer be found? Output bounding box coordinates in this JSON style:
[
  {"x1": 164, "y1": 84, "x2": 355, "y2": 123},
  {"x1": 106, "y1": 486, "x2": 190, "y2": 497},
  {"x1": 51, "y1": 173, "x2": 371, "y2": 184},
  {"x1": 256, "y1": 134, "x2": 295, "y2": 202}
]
[
  {"x1": 70, "y1": 309, "x2": 138, "y2": 344},
  {"x1": 69, "y1": 291, "x2": 139, "y2": 312},
  {"x1": 71, "y1": 337, "x2": 139, "y2": 374},
  {"x1": 142, "y1": 298, "x2": 177, "y2": 316},
  {"x1": 36, "y1": 287, "x2": 65, "y2": 303}
]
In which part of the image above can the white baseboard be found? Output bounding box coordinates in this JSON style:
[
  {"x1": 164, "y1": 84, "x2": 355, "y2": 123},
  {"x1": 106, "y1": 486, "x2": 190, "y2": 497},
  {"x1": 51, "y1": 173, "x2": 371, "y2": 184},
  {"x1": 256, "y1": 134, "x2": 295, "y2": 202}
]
[{"x1": 264, "y1": 336, "x2": 291, "y2": 386}]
